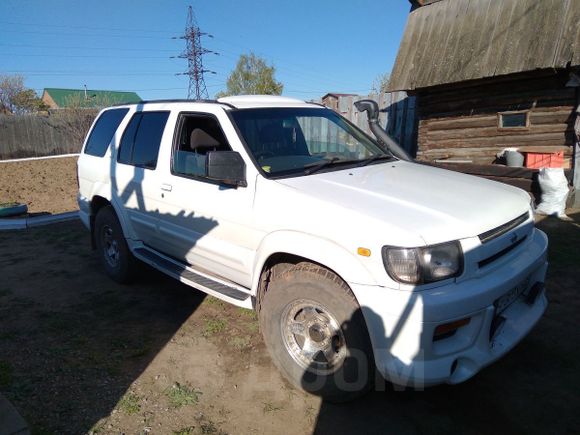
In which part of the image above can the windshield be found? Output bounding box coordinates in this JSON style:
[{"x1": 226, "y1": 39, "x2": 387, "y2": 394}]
[{"x1": 230, "y1": 107, "x2": 392, "y2": 176}]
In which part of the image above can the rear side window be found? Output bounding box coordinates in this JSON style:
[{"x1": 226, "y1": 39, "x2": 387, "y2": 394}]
[
  {"x1": 84, "y1": 108, "x2": 129, "y2": 157},
  {"x1": 118, "y1": 111, "x2": 170, "y2": 169}
]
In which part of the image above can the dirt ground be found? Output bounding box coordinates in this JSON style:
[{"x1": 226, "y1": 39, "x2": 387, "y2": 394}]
[
  {"x1": 0, "y1": 156, "x2": 78, "y2": 215},
  {"x1": 0, "y1": 212, "x2": 578, "y2": 435}
]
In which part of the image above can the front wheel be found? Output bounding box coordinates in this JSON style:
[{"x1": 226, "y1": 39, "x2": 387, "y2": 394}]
[
  {"x1": 94, "y1": 205, "x2": 137, "y2": 284},
  {"x1": 259, "y1": 263, "x2": 375, "y2": 402}
]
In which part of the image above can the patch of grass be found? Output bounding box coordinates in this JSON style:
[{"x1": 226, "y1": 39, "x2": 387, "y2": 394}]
[
  {"x1": 200, "y1": 420, "x2": 226, "y2": 434},
  {"x1": 246, "y1": 322, "x2": 259, "y2": 333},
  {"x1": 117, "y1": 392, "x2": 141, "y2": 415},
  {"x1": 165, "y1": 382, "x2": 201, "y2": 408},
  {"x1": 203, "y1": 318, "x2": 227, "y2": 337},
  {"x1": 173, "y1": 426, "x2": 195, "y2": 435},
  {"x1": 238, "y1": 308, "x2": 258, "y2": 321},
  {"x1": 0, "y1": 361, "x2": 13, "y2": 387},
  {"x1": 262, "y1": 401, "x2": 282, "y2": 414},
  {"x1": 0, "y1": 331, "x2": 17, "y2": 341},
  {"x1": 205, "y1": 296, "x2": 226, "y2": 307},
  {"x1": 228, "y1": 336, "x2": 251, "y2": 350}
]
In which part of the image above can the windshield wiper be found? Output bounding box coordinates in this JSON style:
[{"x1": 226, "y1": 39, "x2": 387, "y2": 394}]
[
  {"x1": 357, "y1": 154, "x2": 394, "y2": 167},
  {"x1": 303, "y1": 157, "x2": 359, "y2": 175}
]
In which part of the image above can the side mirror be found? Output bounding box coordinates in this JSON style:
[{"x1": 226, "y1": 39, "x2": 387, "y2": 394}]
[{"x1": 206, "y1": 151, "x2": 247, "y2": 187}]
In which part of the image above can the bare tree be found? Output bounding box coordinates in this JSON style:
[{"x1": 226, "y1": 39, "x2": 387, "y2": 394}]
[
  {"x1": 52, "y1": 94, "x2": 112, "y2": 148},
  {"x1": 0, "y1": 74, "x2": 47, "y2": 114},
  {"x1": 371, "y1": 72, "x2": 391, "y2": 94}
]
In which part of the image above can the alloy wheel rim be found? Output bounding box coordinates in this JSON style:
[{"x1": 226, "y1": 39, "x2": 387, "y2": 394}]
[
  {"x1": 281, "y1": 299, "x2": 346, "y2": 375},
  {"x1": 102, "y1": 225, "x2": 120, "y2": 268}
]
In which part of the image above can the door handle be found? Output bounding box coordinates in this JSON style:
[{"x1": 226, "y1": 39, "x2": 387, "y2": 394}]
[{"x1": 161, "y1": 183, "x2": 173, "y2": 192}]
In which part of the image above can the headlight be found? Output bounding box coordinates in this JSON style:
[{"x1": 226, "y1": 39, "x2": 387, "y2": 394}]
[{"x1": 382, "y1": 241, "x2": 463, "y2": 284}]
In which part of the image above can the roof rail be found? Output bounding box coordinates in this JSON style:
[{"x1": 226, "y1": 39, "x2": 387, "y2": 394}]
[{"x1": 110, "y1": 99, "x2": 238, "y2": 110}]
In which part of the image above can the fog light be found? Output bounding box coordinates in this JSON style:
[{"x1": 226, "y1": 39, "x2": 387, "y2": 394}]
[{"x1": 434, "y1": 317, "x2": 470, "y2": 341}]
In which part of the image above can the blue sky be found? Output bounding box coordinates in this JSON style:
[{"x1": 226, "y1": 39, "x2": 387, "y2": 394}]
[{"x1": 0, "y1": 0, "x2": 411, "y2": 101}]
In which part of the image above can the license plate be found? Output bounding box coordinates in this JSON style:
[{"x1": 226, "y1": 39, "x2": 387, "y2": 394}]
[{"x1": 495, "y1": 275, "x2": 531, "y2": 314}]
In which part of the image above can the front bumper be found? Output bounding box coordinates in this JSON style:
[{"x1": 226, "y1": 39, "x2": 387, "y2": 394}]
[{"x1": 350, "y1": 228, "x2": 548, "y2": 387}]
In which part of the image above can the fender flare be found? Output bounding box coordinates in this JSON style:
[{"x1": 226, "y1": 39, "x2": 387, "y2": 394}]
[
  {"x1": 89, "y1": 184, "x2": 135, "y2": 241},
  {"x1": 251, "y1": 230, "x2": 378, "y2": 294}
]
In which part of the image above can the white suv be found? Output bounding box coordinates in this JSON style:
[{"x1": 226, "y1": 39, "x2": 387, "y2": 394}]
[{"x1": 77, "y1": 95, "x2": 548, "y2": 401}]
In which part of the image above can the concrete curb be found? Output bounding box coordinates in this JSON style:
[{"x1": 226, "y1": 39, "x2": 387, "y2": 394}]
[
  {"x1": 0, "y1": 153, "x2": 79, "y2": 164},
  {"x1": 0, "y1": 393, "x2": 30, "y2": 435},
  {"x1": 0, "y1": 211, "x2": 79, "y2": 231}
]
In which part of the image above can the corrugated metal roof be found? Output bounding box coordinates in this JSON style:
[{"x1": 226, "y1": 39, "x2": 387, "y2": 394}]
[
  {"x1": 388, "y1": 0, "x2": 580, "y2": 91},
  {"x1": 42, "y1": 88, "x2": 141, "y2": 108}
]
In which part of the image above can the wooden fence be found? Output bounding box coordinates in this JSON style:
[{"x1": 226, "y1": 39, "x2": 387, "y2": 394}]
[
  {"x1": 327, "y1": 92, "x2": 418, "y2": 155},
  {"x1": 0, "y1": 111, "x2": 95, "y2": 160}
]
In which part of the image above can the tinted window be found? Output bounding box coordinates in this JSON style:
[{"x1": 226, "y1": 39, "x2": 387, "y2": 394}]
[
  {"x1": 117, "y1": 111, "x2": 169, "y2": 169},
  {"x1": 118, "y1": 114, "x2": 140, "y2": 164},
  {"x1": 84, "y1": 108, "x2": 129, "y2": 157}
]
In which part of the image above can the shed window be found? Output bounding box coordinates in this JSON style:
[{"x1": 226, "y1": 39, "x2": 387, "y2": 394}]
[{"x1": 498, "y1": 111, "x2": 529, "y2": 129}]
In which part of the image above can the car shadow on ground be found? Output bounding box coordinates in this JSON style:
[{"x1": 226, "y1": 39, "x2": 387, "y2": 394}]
[{"x1": 0, "y1": 220, "x2": 208, "y2": 433}]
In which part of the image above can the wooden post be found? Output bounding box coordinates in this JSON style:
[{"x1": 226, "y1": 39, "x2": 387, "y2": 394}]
[
  {"x1": 572, "y1": 81, "x2": 580, "y2": 208},
  {"x1": 573, "y1": 103, "x2": 580, "y2": 207}
]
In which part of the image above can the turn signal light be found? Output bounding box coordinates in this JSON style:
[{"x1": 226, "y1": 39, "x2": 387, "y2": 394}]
[
  {"x1": 357, "y1": 247, "x2": 371, "y2": 257},
  {"x1": 434, "y1": 317, "x2": 470, "y2": 340}
]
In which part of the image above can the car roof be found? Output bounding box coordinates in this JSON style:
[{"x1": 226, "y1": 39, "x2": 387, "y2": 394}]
[{"x1": 110, "y1": 95, "x2": 323, "y2": 110}]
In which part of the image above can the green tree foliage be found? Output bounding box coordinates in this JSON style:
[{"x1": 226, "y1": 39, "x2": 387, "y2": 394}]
[
  {"x1": 216, "y1": 53, "x2": 283, "y2": 98},
  {"x1": 0, "y1": 74, "x2": 48, "y2": 114}
]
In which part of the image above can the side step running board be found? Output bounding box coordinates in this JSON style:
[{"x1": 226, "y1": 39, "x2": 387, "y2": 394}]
[{"x1": 134, "y1": 247, "x2": 251, "y2": 302}]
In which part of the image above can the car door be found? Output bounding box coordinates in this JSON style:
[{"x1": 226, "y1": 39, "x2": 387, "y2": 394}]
[
  {"x1": 112, "y1": 110, "x2": 170, "y2": 244},
  {"x1": 150, "y1": 111, "x2": 261, "y2": 288}
]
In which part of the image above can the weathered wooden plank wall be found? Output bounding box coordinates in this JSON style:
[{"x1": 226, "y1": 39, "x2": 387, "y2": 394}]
[
  {"x1": 329, "y1": 92, "x2": 418, "y2": 155},
  {"x1": 416, "y1": 72, "x2": 577, "y2": 166}
]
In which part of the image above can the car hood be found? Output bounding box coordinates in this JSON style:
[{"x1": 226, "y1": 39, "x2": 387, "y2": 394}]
[{"x1": 275, "y1": 161, "x2": 531, "y2": 245}]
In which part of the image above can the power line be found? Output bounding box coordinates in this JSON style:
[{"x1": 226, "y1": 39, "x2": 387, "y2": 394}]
[
  {"x1": 0, "y1": 29, "x2": 172, "y2": 40},
  {"x1": 173, "y1": 6, "x2": 217, "y2": 99},
  {"x1": 0, "y1": 42, "x2": 177, "y2": 52},
  {"x1": 2, "y1": 53, "x2": 175, "y2": 60},
  {"x1": 0, "y1": 20, "x2": 174, "y2": 35}
]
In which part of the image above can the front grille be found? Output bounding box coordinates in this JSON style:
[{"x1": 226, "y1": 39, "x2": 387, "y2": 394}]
[
  {"x1": 478, "y1": 212, "x2": 529, "y2": 244},
  {"x1": 478, "y1": 236, "x2": 527, "y2": 268}
]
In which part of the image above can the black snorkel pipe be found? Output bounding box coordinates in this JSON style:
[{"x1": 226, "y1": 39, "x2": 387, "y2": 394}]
[{"x1": 354, "y1": 99, "x2": 413, "y2": 162}]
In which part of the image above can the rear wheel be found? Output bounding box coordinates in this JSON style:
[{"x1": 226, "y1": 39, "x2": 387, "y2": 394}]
[
  {"x1": 259, "y1": 262, "x2": 374, "y2": 402},
  {"x1": 94, "y1": 205, "x2": 137, "y2": 284}
]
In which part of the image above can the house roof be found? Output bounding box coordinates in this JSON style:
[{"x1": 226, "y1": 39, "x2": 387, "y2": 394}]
[
  {"x1": 321, "y1": 93, "x2": 358, "y2": 100},
  {"x1": 42, "y1": 88, "x2": 141, "y2": 108},
  {"x1": 388, "y1": 0, "x2": 580, "y2": 92}
]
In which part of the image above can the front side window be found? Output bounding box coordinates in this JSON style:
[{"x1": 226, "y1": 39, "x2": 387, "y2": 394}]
[
  {"x1": 84, "y1": 108, "x2": 129, "y2": 157},
  {"x1": 117, "y1": 111, "x2": 169, "y2": 169},
  {"x1": 230, "y1": 107, "x2": 390, "y2": 177},
  {"x1": 172, "y1": 114, "x2": 231, "y2": 179}
]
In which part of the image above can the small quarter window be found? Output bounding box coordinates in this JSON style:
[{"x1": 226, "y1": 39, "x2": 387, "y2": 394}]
[
  {"x1": 84, "y1": 108, "x2": 129, "y2": 157},
  {"x1": 498, "y1": 111, "x2": 529, "y2": 129},
  {"x1": 118, "y1": 111, "x2": 169, "y2": 169}
]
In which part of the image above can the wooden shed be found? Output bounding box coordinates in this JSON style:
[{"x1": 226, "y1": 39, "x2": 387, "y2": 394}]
[{"x1": 388, "y1": 0, "x2": 580, "y2": 203}]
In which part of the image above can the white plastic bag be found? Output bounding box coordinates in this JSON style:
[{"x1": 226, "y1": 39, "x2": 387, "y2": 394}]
[{"x1": 535, "y1": 168, "x2": 569, "y2": 217}]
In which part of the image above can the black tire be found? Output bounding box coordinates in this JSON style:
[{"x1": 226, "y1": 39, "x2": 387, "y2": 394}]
[
  {"x1": 259, "y1": 262, "x2": 374, "y2": 402},
  {"x1": 94, "y1": 205, "x2": 137, "y2": 284}
]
